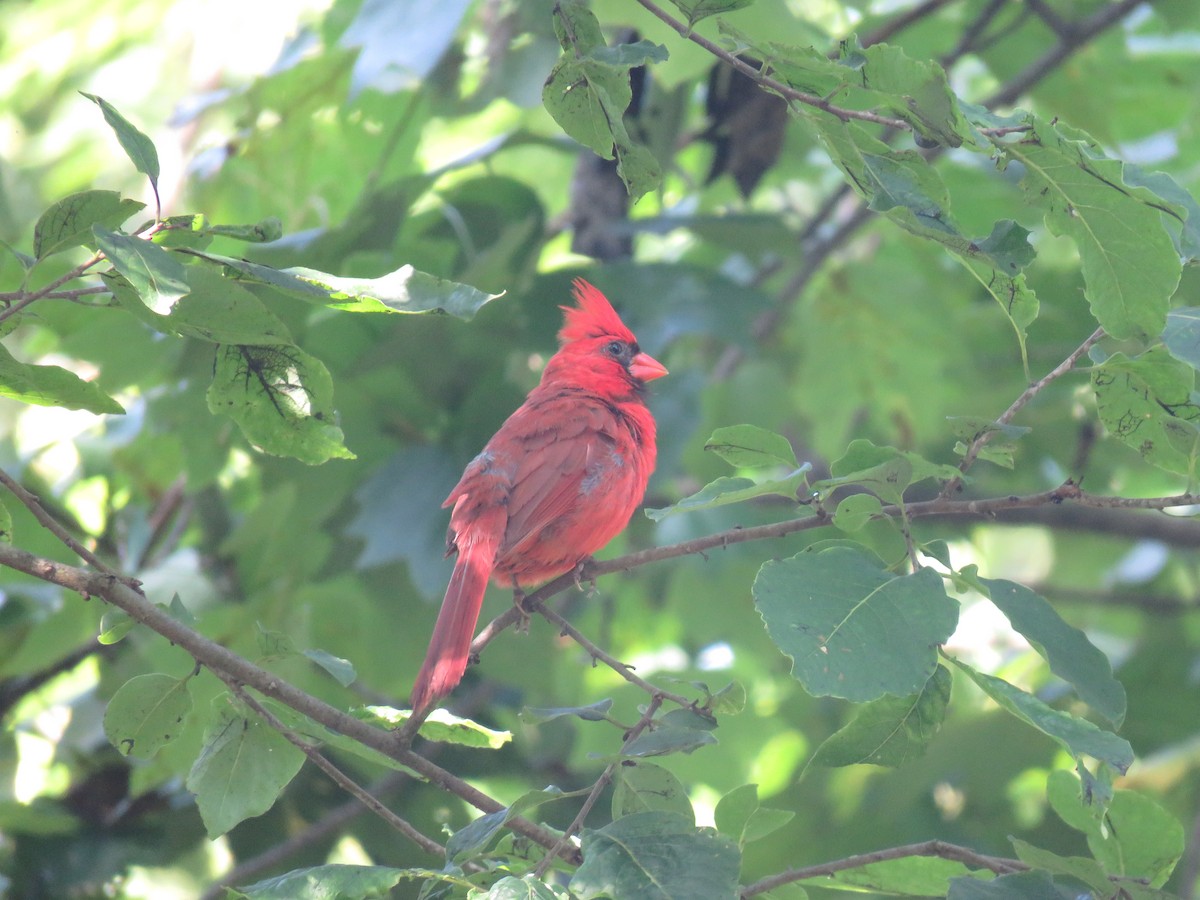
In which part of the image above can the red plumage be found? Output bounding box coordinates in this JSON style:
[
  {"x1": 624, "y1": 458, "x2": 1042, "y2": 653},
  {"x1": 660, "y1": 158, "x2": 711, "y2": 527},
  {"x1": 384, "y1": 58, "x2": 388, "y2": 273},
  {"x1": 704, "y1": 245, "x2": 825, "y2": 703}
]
[{"x1": 410, "y1": 279, "x2": 667, "y2": 711}]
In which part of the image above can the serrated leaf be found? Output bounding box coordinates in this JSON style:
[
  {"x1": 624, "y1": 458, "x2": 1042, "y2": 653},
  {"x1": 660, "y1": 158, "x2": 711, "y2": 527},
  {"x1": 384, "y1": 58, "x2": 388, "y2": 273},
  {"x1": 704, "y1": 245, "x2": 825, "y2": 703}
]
[
  {"x1": 0, "y1": 340, "x2": 124, "y2": 414},
  {"x1": 980, "y1": 578, "x2": 1125, "y2": 726},
  {"x1": 543, "y1": 1, "x2": 663, "y2": 199},
  {"x1": 948, "y1": 658, "x2": 1133, "y2": 774},
  {"x1": 1092, "y1": 347, "x2": 1200, "y2": 477},
  {"x1": 754, "y1": 547, "x2": 959, "y2": 701},
  {"x1": 520, "y1": 699, "x2": 613, "y2": 724},
  {"x1": 613, "y1": 761, "x2": 694, "y2": 822},
  {"x1": 302, "y1": 648, "x2": 356, "y2": 687},
  {"x1": 811, "y1": 665, "x2": 951, "y2": 768},
  {"x1": 104, "y1": 672, "x2": 193, "y2": 759},
  {"x1": 995, "y1": 119, "x2": 1181, "y2": 341},
  {"x1": 206, "y1": 343, "x2": 355, "y2": 464},
  {"x1": 573, "y1": 812, "x2": 740, "y2": 900},
  {"x1": 186, "y1": 700, "x2": 305, "y2": 837},
  {"x1": 33, "y1": 191, "x2": 144, "y2": 259},
  {"x1": 705, "y1": 424, "x2": 798, "y2": 468},
  {"x1": 80, "y1": 93, "x2": 160, "y2": 189}
]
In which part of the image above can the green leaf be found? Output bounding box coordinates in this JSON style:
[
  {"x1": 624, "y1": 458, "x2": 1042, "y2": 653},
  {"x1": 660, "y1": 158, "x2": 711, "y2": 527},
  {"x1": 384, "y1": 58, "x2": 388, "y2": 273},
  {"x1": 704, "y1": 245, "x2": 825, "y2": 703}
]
[
  {"x1": 520, "y1": 699, "x2": 613, "y2": 723},
  {"x1": 543, "y1": 1, "x2": 664, "y2": 199},
  {"x1": 821, "y1": 439, "x2": 960, "y2": 504},
  {"x1": 705, "y1": 424, "x2": 798, "y2": 468},
  {"x1": 187, "y1": 251, "x2": 500, "y2": 318},
  {"x1": 234, "y1": 865, "x2": 454, "y2": 899},
  {"x1": 573, "y1": 812, "x2": 741, "y2": 900},
  {"x1": 103, "y1": 672, "x2": 193, "y2": 759},
  {"x1": 618, "y1": 725, "x2": 718, "y2": 758},
  {"x1": 613, "y1": 761, "x2": 694, "y2": 822},
  {"x1": 1092, "y1": 347, "x2": 1200, "y2": 477},
  {"x1": 206, "y1": 344, "x2": 355, "y2": 465},
  {"x1": 352, "y1": 705, "x2": 511, "y2": 749},
  {"x1": 0, "y1": 340, "x2": 124, "y2": 414},
  {"x1": 714, "y1": 784, "x2": 794, "y2": 848},
  {"x1": 810, "y1": 856, "x2": 989, "y2": 896},
  {"x1": 667, "y1": 0, "x2": 755, "y2": 27},
  {"x1": 994, "y1": 119, "x2": 1182, "y2": 341},
  {"x1": 644, "y1": 466, "x2": 810, "y2": 521},
  {"x1": 186, "y1": 699, "x2": 305, "y2": 838},
  {"x1": 832, "y1": 493, "x2": 882, "y2": 532},
  {"x1": 301, "y1": 649, "x2": 357, "y2": 687},
  {"x1": 93, "y1": 227, "x2": 189, "y2": 315},
  {"x1": 810, "y1": 665, "x2": 951, "y2": 767},
  {"x1": 754, "y1": 547, "x2": 959, "y2": 701},
  {"x1": 33, "y1": 191, "x2": 144, "y2": 259},
  {"x1": 1047, "y1": 771, "x2": 1184, "y2": 886},
  {"x1": 1009, "y1": 839, "x2": 1111, "y2": 897},
  {"x1": 948, "y1": 658, "x2": 1134, "y2": 774},
  {"x1": 947, "y1": 872, "x2": 1054, "y2": 899},
  {"x1": 1163, "y1": 306, "x2": 1200, "y2": 371},
  {"x1": 980, "y1": 578, "x2": 1126, "y2": 726},
  {"x1": 205, "y1": 218, "x2": 283, "y2": 243},
  {"x1": 80, "y1": 93, "x2": 160, "y2": 185},
  {"x1": 485, "y1": 876, "x2": 572, "y2": 899},
  {"x1": 447, "y1": 788, "x2": 567, "y2": 863},
  {"x1": 97, "y1": 608, "x2": 133, "y2": 645},
  {"x1": 839, "y1": 41, "x2": 968, "y2": 148}
]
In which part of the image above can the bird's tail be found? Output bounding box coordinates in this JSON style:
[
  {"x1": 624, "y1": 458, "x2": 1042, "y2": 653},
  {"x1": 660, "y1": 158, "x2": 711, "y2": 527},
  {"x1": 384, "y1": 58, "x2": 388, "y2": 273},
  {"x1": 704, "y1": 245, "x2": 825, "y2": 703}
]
[{"x1": 411, "y1": 528, "x2": 499, "y2": 712}]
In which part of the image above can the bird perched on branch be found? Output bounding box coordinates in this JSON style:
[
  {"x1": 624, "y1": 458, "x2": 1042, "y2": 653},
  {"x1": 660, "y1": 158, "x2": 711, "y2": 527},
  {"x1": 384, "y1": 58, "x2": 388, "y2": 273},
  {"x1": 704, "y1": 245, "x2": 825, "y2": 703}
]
[{"x1": 411, "y1": 279, "x2": 667, "y2": 711}]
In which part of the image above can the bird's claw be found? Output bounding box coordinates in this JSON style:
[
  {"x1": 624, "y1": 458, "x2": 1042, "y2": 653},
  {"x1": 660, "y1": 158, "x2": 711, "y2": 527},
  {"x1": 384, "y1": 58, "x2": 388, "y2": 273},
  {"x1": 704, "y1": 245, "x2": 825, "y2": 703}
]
[
  {"x1": 572, "y1": 557, "x2": 598, "y2": 597},
  {"x1": 513, "y1": 587, "x2": 532, "y2": 634}
]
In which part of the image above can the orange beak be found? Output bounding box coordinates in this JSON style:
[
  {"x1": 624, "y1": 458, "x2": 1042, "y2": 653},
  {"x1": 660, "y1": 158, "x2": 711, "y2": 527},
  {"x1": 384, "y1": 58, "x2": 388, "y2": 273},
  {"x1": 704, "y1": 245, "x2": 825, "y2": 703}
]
[{"x1": 630, "y1": 351, "x2": 668, "y2": 382}]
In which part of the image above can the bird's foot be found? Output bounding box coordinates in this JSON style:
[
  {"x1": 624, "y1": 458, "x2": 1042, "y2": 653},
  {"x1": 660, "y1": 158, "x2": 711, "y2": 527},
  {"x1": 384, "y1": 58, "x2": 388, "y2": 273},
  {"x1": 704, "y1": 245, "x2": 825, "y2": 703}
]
[
  {"x1": 572, "y1": 557, "x2": 598, "y2": 597},
  {"x1": 513, "y1": 586, "x2": 532, "y2": 633}
]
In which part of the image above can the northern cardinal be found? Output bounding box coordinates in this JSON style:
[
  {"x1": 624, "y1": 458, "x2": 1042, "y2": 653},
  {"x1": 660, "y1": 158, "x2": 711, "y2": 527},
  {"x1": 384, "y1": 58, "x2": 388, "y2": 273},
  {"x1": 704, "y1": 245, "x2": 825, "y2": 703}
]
[{"x1": 410, "y1": 279, "x2": 667, "y2": 711}]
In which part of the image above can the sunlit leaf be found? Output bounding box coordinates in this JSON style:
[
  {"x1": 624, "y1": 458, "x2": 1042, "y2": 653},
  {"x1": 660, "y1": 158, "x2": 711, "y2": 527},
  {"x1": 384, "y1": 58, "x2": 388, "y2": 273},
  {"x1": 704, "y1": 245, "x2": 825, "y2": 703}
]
[
  {"x1": 33, "y1": 191, "x2": 144, "y2": 259},
  {"x1": 103, "y1": 672, "x2": 193, "y2": 759}
]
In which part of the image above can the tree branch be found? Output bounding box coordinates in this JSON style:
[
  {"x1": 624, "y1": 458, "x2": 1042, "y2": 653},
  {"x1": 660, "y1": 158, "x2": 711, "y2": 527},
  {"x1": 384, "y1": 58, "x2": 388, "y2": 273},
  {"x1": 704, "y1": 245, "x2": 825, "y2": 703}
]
[{"x1": 740, "y1": 839, "x2": 1027, "y2": 898}]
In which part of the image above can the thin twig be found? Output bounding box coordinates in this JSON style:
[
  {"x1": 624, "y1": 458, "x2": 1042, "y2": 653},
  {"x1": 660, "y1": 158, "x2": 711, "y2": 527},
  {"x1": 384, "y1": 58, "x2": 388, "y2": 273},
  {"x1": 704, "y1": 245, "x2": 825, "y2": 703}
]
[
  {"x1": 0, "y1": 468, "x2": 120, "y2": 575},
  {"x1": 219, "y1": 675, "x2": 446, "y2": 858},
  {"x1": 634, "y1": 0, "x2": 909, "y2": 130},
  {"x1": 0, "y1": 252, "x2": 104, "y2": 324},
  {"x1": 0, "y1": 284, "x2": 109, "y2": 302},
  {"x1": 534, "y1": 695, "x2": 664, "y2": 878},
  {"x1": 946, "y1": 326, "x2": 1104, "y2": 494},
  {"x1": 533, "y1": 599, "x2": 693, "y2": 707},
  {"x1": 740, "y1": 839, "x2": 1027, "y2": 898}
]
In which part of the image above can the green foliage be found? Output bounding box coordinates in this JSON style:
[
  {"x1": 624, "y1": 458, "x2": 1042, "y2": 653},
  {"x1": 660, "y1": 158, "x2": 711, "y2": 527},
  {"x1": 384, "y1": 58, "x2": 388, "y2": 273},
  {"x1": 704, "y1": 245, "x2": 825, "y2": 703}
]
[{"x1": 0, "y1": 1, "x2": 1197, "y2": 898}]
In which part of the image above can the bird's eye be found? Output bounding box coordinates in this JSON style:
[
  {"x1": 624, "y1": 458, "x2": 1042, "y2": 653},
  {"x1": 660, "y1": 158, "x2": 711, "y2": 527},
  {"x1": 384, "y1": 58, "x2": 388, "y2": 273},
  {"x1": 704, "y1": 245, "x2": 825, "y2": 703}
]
[{"x1": 605, "y1": 340, "x2": 625, "y2": 356}]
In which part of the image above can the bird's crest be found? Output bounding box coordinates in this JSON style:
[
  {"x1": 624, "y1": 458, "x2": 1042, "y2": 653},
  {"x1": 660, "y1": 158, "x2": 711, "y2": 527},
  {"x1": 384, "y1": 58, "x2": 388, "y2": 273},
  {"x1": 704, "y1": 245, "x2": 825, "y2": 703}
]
[{"x1": 559, "y1": 279, "x2": 636, "y2": 344}]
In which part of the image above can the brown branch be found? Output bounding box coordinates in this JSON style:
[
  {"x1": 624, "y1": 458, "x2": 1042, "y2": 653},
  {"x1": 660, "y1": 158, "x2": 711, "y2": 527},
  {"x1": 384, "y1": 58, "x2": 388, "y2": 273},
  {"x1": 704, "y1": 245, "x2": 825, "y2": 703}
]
[
  {"x1": 0, "y1": 284, "x2": 110, "y2": 302},
  {"x1": 0, "y1": 468, "x2": 121, "y2": 576},
  {"x1": 740, "y1": 839, "x2": 1027, "y2": 898},
  {"x1": 0, "y1": 542, "x2": 581, "y2": 866},
  {"x1": 0, "y1": 252, "x2": 104, "y2": 324},
  {"x1": 633, "y1": 0, "x2": 909, "y2": 130}
]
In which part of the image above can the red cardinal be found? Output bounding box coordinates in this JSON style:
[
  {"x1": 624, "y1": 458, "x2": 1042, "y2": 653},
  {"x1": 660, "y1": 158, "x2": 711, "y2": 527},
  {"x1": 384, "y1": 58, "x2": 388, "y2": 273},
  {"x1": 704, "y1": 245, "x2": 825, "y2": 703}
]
[{"x1": 411, "y1": 279, "x2": 667, "y2": 711}]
